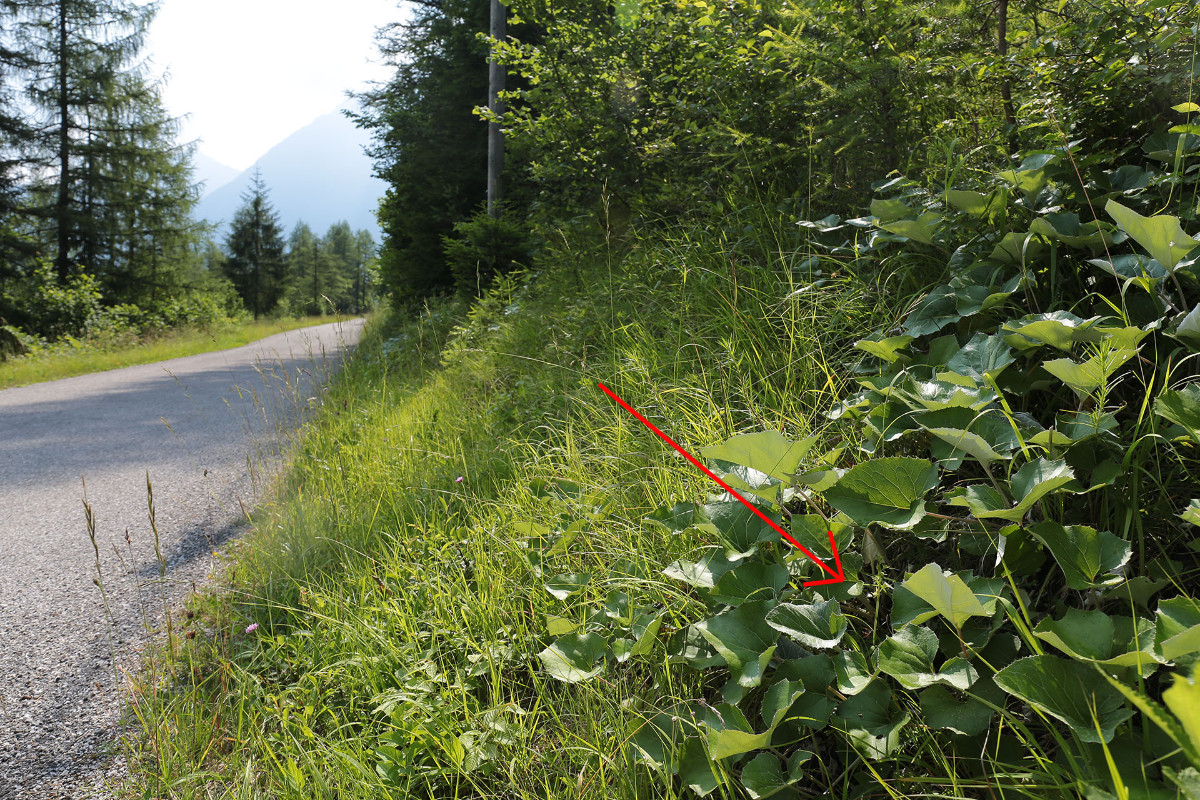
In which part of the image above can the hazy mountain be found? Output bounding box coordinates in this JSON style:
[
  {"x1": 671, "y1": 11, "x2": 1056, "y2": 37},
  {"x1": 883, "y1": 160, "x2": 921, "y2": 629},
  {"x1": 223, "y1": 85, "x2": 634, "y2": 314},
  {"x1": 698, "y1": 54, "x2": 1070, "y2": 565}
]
[
  {"x1": 195, "y1": 111, "x2": 384, "y2": 240},
  {"x1": 192, "y1": 151, "x2": 240, "y2": 198}
]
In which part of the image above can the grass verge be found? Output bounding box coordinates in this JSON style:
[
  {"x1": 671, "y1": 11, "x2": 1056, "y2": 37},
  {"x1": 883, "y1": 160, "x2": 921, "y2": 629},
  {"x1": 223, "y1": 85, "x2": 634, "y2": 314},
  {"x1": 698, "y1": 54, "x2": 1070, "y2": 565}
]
[
  {"x1": 0, "y1": 315, "x2": 339, "y2": 390},
  {"x1": 119, "y1": 212, "x2": 898, "y2": 798}
]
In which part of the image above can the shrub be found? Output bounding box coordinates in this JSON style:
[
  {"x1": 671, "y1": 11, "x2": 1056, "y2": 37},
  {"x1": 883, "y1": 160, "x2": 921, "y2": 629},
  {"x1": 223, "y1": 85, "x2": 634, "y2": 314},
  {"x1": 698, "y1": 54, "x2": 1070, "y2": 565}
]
[{"x1": 443, "y1": 211, "x2": 535, "y2": 297}]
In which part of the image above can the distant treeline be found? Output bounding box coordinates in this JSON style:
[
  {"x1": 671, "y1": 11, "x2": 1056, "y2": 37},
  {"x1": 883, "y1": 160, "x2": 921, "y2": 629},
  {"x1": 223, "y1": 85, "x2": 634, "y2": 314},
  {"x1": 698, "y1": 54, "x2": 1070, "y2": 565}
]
[{"x1": 0, "y1": 0, "x2": 376, "y2": 349}]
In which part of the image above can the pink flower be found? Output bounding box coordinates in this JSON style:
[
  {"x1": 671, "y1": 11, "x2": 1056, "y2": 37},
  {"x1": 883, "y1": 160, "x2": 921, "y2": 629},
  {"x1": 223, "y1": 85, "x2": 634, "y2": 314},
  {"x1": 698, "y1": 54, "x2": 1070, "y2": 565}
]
[
  {"x1": 455, "y1": 476, "x2": 464, "y2": 483},
  {"x1": 245, "y1": 623, "x2": 259, "y2": 634}
]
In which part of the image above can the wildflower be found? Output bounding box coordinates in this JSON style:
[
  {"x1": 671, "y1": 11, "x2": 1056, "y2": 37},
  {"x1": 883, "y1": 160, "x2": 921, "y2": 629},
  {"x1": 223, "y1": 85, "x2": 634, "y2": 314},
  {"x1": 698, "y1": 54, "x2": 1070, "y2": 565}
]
[
  {"x1": 455, "y1": 476, "x2": 464, "y2": 483},
  {"x1": 245, "y1": 623, "x2": 259, "y2": 634}
]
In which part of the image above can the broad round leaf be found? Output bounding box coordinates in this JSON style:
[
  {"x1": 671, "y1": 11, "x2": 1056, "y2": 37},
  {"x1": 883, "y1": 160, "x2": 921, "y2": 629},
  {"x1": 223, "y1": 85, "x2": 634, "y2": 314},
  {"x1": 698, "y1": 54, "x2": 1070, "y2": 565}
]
[
  {"x1": 900, "y1": 564, "x2": 989, "y2": 630},
  {"x1": 824, "y1": 457, "x2": 939, "y2": 530},
  {"x1": 994, "y1": 655, "x2": 1132, "y2": 743},
  {"x1": 699, "y1": 431, "x2": 815, "y2": 482},
  {"x1": 538, "y1": 633, "x2": 608, "y2": 683},
  {"x1": 765, "y1": 600, "x2": 848, "y2": 649}
]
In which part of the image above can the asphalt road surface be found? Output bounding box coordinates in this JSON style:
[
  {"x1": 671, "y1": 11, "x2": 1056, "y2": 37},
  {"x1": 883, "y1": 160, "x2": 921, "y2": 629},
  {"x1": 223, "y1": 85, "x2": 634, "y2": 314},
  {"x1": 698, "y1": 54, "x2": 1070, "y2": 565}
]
[{"x1": 0, "y1": 318, "x2": 364, "y2": 798}]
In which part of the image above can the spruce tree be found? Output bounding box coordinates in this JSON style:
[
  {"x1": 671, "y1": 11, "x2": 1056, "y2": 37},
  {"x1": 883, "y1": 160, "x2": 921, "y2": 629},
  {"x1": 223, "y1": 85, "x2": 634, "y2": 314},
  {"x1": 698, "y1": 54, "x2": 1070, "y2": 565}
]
[
  {"x1": 224, "y1": 171, "x2": 287, "y2": 319},
  {"x1": 353, "y1": 0, "x2": 490, "y2": 300}
]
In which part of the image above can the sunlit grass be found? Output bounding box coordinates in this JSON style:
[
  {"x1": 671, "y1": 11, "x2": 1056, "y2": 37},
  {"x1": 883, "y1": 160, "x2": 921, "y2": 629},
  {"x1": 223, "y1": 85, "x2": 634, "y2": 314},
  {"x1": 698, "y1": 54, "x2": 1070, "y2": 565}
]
[
  {"x1": 0, "y1": 315, "x2": 342, "y2": 390},
  {"x1": 118, "y1": 209, "x2": 905, "y2": 798}
]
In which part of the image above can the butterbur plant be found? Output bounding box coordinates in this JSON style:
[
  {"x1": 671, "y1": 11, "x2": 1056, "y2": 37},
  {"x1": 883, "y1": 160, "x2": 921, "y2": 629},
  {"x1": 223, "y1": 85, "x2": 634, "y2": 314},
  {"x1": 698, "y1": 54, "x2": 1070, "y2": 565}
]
[{"x1": 533, "y1": 122, "x2": 1200, "y2": 798}]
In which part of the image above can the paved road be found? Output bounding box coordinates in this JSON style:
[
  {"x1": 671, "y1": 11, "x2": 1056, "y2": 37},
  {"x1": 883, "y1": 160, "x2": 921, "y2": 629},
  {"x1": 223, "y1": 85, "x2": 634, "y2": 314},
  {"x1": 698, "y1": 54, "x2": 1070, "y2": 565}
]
[{"x1": 0, "y1": 318, "x2": 364, "y2": 798}]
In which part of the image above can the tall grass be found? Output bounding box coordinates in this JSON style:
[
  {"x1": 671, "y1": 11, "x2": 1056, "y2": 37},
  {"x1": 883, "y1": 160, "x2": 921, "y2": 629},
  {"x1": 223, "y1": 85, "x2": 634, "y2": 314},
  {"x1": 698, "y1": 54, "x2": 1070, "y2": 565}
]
[{"x1": 118, "y1": 208, "x2": 908, "y2": 799}]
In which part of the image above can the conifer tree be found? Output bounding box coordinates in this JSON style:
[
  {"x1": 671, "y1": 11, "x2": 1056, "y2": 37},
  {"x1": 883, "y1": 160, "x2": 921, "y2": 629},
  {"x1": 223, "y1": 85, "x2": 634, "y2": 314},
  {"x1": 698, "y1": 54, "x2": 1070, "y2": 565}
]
[
  {"x1": 15, "y1": 0, "x2": 162, "y2": 283},
  {"x1": 285, "y1": 221, "x2": 341, "y2": 316},
  {"x1": 353, "y1": 0, "x2": 490, "y2": 300},
  {"x1": 224, "y1": 171, "x2": 287, "y2": 319},
  {"x1": 0, "y1": 0, "x2": 38, "y2": 279}
]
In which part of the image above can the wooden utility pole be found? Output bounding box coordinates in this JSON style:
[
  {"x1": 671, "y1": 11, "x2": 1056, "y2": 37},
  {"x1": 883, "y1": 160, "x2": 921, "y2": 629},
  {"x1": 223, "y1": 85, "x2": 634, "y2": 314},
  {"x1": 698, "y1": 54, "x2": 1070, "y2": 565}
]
[{"x1": 487, "y1": 0, "x2": 506, "y2": 218}]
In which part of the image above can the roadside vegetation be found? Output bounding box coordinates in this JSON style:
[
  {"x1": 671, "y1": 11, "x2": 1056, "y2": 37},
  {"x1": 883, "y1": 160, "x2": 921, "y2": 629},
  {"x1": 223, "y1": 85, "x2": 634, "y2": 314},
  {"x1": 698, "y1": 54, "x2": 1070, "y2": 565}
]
[
  {"x1": 120, "y1": 0, "x2": 1200, "y2": 799},
  {"x1": 0, "y1": 315, "x2": 336, "y2": 390}
]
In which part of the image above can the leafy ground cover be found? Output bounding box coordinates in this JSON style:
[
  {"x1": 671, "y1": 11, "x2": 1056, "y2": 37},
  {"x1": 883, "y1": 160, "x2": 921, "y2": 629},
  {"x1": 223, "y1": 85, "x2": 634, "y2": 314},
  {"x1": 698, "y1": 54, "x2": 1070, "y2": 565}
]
[
  {"x1": 0, "y1": 315, "x2": 337, "y2": 390},
  {"x1": 120, "y1": 122, "x2": 1200, "y2": 798}
]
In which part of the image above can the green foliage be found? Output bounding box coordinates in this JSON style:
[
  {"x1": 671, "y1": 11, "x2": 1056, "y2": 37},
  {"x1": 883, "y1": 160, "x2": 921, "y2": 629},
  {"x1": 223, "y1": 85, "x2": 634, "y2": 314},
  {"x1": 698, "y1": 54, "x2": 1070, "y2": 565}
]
[
  {"x1": 0, "y1": 260, "x2": 101, "y2": 340},
  {"x1": 443, "y1": 210, "x2": 534, "y2": 297},
  {"x1": 223, "y1": 171, "x2": 289, "y2": 319},
  {"x1": 353, "y1": 0, "x2": 492, "y2": 300}
]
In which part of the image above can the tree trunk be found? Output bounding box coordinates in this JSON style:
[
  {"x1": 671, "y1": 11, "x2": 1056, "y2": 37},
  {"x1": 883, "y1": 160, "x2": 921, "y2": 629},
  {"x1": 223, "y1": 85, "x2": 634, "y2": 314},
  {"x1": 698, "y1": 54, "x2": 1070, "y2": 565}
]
[
  {"x1": 487, "y1": 0, "x2": 505, "y2": 217},
  {"x1": 55, "y1": 0, "x2": 70, "y2": 282},
  {"x1": 998, "y1": 0, "x2": 1019, "y2": 155}
]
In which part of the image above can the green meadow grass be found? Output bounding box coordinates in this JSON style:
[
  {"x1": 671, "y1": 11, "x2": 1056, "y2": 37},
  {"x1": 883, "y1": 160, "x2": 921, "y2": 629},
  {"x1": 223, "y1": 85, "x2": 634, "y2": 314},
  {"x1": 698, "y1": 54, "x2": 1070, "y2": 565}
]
[
  {"x1": 0, "y1": 315, "x2": 336, "y2": 390},
  {"x1": 119, "y1": 215, "x2": 912, "y2": 799}
]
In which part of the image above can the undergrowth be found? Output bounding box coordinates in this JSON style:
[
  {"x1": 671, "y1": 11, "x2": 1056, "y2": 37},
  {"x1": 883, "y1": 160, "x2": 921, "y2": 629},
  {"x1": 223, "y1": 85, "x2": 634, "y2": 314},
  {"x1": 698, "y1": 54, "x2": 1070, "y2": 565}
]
[
  {"x1": 120, "y1": 208, "x2": 893, "y2": 798},
  {"x1": 121, "y1": 122, "x2": 1200, "y2": 800}
]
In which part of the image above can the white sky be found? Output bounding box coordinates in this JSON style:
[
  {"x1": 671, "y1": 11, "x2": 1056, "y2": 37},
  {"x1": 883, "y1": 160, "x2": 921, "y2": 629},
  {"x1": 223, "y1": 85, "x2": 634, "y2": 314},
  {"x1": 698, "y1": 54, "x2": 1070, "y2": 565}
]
[{"x1": 146, "y1": 0, "x2": 402, "y2": 170}]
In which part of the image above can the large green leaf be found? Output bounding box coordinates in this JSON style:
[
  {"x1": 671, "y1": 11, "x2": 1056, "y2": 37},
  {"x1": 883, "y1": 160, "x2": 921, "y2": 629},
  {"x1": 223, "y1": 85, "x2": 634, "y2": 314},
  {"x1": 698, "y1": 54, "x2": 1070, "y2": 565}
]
[
  {"x1": 833, "y1": 679, "x2": 909, "y2": 757},
  {"x1": 679, "y1": 737, "x2": 720, "y2": 796},
  {"x1": 949, "y1": 265, "x2": 1031, "y2": 317},
  {"x1": 1097, "y1": 669, "x2": 1200, "y2": 769},
  {"x1": 926, "y1": 427, "x2": 1008, "y2": 466},
  {"x1": 1164, "y1": 675, "x2": 1200, "y2": 765},
  {"x1": 824, "y1": 457, "x2": 939, "y2": 530},
  {"x1": 694, "y1": 601, "x2": 779, "y2": 689},
  {"x1": 892, "y1": 573, "x2": 1003, "y2": 628},
  {"x1": 948, "y1": 458, "x2": 1079, "y2": 522},
  {"x1": 664, "y1": 547, "x2": 740, "y2": 589},
  {"x1": 740, "y1": 750, "x2": 810, "y2": 799},
  {"x1": 943, "y1": 332, "x2": 1015, "y2": 382},
  {"x1": 710, "y1": 561, "x2": 791, "y2": 606},
  {"x1": 855, "y1": 335, "x2": 915, "y2": 364},
  {"x1": 667, "y1": 626, "x2": 725, "y2": 670},
  {"x1": 702, "y1": 500, "x2": 783, "y2": 556},
  {"x1": 644, "y1": 502, "x2": 697, "y2": 533},
  {"x1": 999, "y1": 153, "x2": 1056, "y2": 198},
  {"x1": 702, "y1": 703, "x2": 771, "y2": 760},
  {"x1": 1043, "y1": 349, "x2": 1139, "y2": 397},
  {"x1": 538, "y1": 633, "x2": 608, "y2": 683},
  {"x1": 880, "y1": 212, "x2": 942, "y2": 244},
  {"x1": 833, "y1": 650, "x2": 874, "y2": 696},
  {"x1": 947, "y1": 188, "x2": 1005, "y2": 218},
  {"x1": 870, "y1": 197, "x2": 912, "y2": 223},
  {"x1": 1156, "y1": 597, "x2": 1200, "y2": 662},
  {"x1": 920, "y1": 684, "x2": 996, "y2": 736},
  {"x1": 765, "y1": 600, "x2": 848, "y2": 649},
  {"x1": 1183, "y1": 500, "x2": 1200, "y2": 528},
  {"x1": 613, "y1": 612, "x2": 664, "y2": 663},
  {"x1": 1002, "y1": 312, "x2": 1104, "y2": 352},
  {"x1": 1177, "y1": 305, "x2": 1200, "y2": 348},
  {"x1": 1106, "y1": 200, "x2": 1200, "y2": 270},
  {"x1": 1030, "y1": 214, "x2": 1116, "y2": 251},
  {"x1": 876, "y1": 625, "x2": 979, "y2": 690},
  {"x1": 994, "y1": 655, "x2": 1132, "y2": 743},
  {"x1": 760, "y1": 679, "x2": 806, "y2": 731},
  {"x1": 900, "y1": 564, "x2": 990, "y2": 629},
  {"x1": 1034, "y1": 609, "x2": 1160, "y2": 672},
  {"x1": 1155, "y1": 384, "x2": 1200, "y2": 441},
  {"x1": 629, "y1": 710, "x2": 682, "y2": 774},
  {"x1": 904, "y1": 285, "x2": 962, "y2": 337},
  {"x1": 988, "y1": 232, "x2": 1044, "y2": 264},
  {"x1": 544, "y1": 572, "x2": 591, "y2": 601},
  {"x1": 700, "y1": 431, "x2": 816, "y2": 482},
  {"x1": 1027, "y1": 520, "x2": 1131, "y2": 590}
]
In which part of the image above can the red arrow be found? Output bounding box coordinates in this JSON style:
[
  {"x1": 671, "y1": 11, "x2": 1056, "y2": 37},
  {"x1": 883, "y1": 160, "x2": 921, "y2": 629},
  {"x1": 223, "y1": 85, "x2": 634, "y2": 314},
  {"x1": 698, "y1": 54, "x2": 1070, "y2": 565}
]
[{"x1": 598, "y1": 383, "x2": 845, "y2": 586}]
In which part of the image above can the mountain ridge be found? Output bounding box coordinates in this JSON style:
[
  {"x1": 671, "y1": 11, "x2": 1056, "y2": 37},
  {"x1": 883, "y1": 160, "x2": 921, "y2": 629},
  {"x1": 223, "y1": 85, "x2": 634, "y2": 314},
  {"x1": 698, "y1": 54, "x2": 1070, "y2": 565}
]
[{"x1": 194, "y1": 111, "x2": 384, "y2": 240}]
